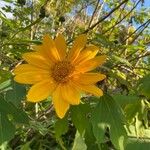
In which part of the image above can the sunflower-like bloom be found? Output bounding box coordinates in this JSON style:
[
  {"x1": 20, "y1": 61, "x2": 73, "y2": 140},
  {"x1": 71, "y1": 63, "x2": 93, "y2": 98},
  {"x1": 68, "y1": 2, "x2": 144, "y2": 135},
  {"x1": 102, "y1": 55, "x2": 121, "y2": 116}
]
[{"x1": 14, "y1": 34, "x2": 106, "y2": 118}]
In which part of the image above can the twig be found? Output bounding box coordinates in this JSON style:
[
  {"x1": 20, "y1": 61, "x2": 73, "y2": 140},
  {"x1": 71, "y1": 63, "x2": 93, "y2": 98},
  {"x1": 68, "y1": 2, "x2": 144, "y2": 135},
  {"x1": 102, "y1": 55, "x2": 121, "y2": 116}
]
[
  {"x1": 129, "y1": 51, "x2": 150, "y2": 62},
  {"x1": 88, "y1": 0, "x2": 100, "y2": 28},
  {"x1": 123, "y1": 19, "x2": 150, "y2": 43},
  {"x1": 9, "y1": 18, "x2": 43, "y2": 40},
  {"x1": 83, "y1": 0, "x2": 129, "y2": 34},
  {"x1": 130, "y1": 21, "x2": 150, "y2": 44},
  {"x1": 103, "y1": 0, "x2": 141, "y2": 35}
]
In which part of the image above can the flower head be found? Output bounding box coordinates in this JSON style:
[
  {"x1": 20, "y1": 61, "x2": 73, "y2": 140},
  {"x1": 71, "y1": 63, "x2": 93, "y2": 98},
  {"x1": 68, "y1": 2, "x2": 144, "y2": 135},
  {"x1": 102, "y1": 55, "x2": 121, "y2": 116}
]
[{"x1": 14, "y1": 34, "x2": 106, "y2": 118}]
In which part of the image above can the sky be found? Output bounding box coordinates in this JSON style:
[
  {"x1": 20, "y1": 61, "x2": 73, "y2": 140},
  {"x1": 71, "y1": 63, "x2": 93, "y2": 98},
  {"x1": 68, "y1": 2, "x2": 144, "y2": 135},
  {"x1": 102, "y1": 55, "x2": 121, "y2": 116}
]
[
  {"x1": 86, "y1": 0, "x2": 150, "y2": 16},
  {"x1": 0, "y1": 0, "x2": 150, "y2": 18}
]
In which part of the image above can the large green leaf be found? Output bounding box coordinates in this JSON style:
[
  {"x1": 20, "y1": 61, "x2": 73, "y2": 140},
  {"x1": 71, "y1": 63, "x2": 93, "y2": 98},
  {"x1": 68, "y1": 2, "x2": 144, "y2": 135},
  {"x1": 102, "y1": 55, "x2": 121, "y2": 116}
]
[
  {"x1": 91, "y1": 94, "x2": 127, "y2": 150},
  {"x1": 0, "y1": 113, "x2": 15, "y2": 144},
  {"x1": 71, "y1": 103, "x2": 91, "y2": 135}
]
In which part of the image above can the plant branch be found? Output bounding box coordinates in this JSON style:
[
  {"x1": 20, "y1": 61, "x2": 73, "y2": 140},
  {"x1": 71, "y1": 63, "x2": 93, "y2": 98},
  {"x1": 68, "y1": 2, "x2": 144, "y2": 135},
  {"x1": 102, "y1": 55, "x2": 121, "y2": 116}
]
[
  {"x1": 123, "y1": 19, "x2": 150, "y2": 43},
  {"x1": 9, "y1": 18, "x2": 43, "y2": 40},
  {"x1": 88, "y1": 0, "x2": 100, "y2": 28},
  {"x1": 103, "y1": 0, "x2": 141, "y2": 35},
  {"x1": 129, "y1": 51, "x2": 150, "y2": 62},
  {"x1": 83, "y1": 0, "x2": 129, "y2": 34}
]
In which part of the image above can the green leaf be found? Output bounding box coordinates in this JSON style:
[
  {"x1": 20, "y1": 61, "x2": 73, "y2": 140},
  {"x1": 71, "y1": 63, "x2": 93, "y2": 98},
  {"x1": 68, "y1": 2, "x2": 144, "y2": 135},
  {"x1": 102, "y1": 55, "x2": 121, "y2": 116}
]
[
  {"x1": 91, "y1": 94, "x2": 127, "y2": 150},
  {"x1": 138, "y1": 74, "x2": 150, "y2": 98},
  {"x1": 5, "y1": 80, "x2": 26, "y2": 106},
  {"x1": 71, "y1": 103, "x2": 91, "y2": 135},
  {"x1": 0, "y1": 113, "x2": 15, "y2": 144},
  {"x1": 55, "y1": 117, "x2": 68, "y2": 138},
  {"x1": 84, "y1": 122, "x2": 99, "y2": 150},
  {"x1": 72, "y1": 131, "x2": 87, "y2": 150},
  {"x1": 0, "y1": 94, "x2": 28, "y2": 124}
]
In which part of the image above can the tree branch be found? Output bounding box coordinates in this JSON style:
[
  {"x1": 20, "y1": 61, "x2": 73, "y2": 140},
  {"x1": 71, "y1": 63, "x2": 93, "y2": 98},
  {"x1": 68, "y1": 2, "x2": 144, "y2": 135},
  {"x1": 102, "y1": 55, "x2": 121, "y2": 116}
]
[
  {"x1": 83, "y1": 0, "x2": 129, "y2": 34},
  {"x1": 103, "y1": 0, "x2": 141, "y2": 35},
  {"x1": 88, "y1": 0, "x2": 100, "y2": 28}
]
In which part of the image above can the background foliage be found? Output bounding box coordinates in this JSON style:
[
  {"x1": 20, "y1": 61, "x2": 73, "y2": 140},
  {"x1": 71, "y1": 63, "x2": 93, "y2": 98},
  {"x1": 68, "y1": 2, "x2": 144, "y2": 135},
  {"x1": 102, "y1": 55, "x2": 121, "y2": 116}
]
[{"x1": 0, "y1": 0, "x2": 150, "y2": 149}]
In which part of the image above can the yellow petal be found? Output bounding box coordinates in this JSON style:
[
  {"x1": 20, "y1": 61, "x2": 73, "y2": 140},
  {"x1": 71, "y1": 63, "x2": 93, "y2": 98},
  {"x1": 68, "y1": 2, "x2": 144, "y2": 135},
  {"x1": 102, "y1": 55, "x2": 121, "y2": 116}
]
[
  {"x1": 75, "y1": 55, "x2": 107, "y2": 73},
  {"x1": 68, "y1": 34, "x2": 87, "y2": 62},
  {"x1": 54, "y1": 34, "x2": 66, "y2": 59},
  {"x1": 42, "y1": 34, "x2": 61, "y2": 62},
  {"x1": 52, "y1": 85, "x2": 70, "y2": 118},
  {"x1": 22, "y1": 52, "x2": 51, "y2": 69},
  {"x1": 73, "y1": 82, "x2": 103, "y2": 96},
  {"x1": 61, "y1": 82, "x2": 80, "y2": 105},
  {"x1": 13, "y1": 64, "x2": 49, "y2": 75},
  {"x1": 14, "y1": 72, "x2": 51, "y2": 84},
  {"x1": 33, "y1": 45, "x2": 54, "y2": 64},
  {"x1": 27, "y1": 80, "x2": 57, "y2": 102},
  {"x1": 73, "y1": 45, "x2": 99, "y2": 65},
  {"x1": 73, "y1": 73, "x2": 106, "y2": 85}
]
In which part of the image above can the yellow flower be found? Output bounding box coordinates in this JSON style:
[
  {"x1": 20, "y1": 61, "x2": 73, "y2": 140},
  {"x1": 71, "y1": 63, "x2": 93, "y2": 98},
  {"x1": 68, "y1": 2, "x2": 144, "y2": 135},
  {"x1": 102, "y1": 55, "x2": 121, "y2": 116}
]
[{"x1": 13, "y1": 34, "x2": 106, "y2": 118}]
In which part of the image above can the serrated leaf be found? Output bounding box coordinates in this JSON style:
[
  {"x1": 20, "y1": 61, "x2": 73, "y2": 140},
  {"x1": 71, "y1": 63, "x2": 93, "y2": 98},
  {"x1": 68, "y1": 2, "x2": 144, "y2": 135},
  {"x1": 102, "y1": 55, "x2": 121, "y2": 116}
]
[
  {"x1": 72, "y1": 131, "x2": 87, "y2": 150},
  {"x1": 91, "y1": 94, "x2": 127, "y2": 150},
  {"x1": 0, "y1": 113, "x2": 15, "y2": 144},
  {"x1": 55, "y1": 117, "x2": 68, "y2": 138},
  {"x1": 71, "y1": 103, "x2": 91, "y2": 135}
]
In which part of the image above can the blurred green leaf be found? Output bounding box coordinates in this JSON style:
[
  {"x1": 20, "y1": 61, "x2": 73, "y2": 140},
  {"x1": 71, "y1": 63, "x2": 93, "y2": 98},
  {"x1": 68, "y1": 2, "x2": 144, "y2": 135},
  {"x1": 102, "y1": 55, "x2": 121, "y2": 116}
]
[
  {"x1": 125, "y1": 138, "x2": 150, "y2": 150},
  {"x1": 0, "y1": 113, "x2": 15, "y2": 144}
]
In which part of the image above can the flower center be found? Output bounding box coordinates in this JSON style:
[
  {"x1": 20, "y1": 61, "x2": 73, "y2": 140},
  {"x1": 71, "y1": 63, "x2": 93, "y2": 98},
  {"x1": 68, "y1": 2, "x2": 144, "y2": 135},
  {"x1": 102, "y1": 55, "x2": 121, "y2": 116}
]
[{"x1": 51, "y1": 61, "x2": 75, "y2": 83}]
